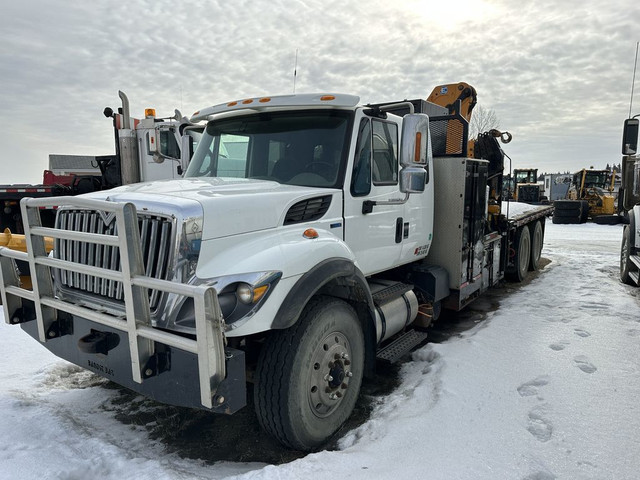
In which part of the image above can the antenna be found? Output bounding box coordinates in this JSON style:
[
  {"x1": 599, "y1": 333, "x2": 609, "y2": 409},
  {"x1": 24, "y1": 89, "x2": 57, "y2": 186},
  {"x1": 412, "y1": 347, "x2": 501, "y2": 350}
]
[
  {"x1": 293, "y1": 49, "x2": 298, "y2": 94},
  {"x1": 630, "y1": 41, "x2": 639, "y2": 118}
]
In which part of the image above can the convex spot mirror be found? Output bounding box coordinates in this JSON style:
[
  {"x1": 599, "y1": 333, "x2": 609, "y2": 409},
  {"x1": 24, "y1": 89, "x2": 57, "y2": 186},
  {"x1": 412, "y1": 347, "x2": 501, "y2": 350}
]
[{"x1": 622, "y1": 118, "x2": 639, "y2": 155}]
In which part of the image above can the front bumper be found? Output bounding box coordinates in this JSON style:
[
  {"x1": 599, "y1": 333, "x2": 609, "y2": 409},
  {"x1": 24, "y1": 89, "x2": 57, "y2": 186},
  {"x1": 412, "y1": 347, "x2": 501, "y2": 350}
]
[
  {"x1": 17, "y1": 308, "x2": 245, "y2": 413},
  {"x1": 0, "y1": 196, "x2": 245, "y2": 414}
]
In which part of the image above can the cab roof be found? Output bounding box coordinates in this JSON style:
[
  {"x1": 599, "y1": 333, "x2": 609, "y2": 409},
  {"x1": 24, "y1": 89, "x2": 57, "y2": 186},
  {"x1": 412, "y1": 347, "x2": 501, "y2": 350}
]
[{"x1": 190, "y1": 93, "x2": 360, "y2": 122}]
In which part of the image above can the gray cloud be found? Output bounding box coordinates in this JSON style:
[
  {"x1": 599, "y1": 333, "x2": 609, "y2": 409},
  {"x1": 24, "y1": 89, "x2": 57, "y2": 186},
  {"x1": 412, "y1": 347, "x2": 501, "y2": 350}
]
[{"x1": 0, "y1": 0, "x2": 638, "y2": 184}]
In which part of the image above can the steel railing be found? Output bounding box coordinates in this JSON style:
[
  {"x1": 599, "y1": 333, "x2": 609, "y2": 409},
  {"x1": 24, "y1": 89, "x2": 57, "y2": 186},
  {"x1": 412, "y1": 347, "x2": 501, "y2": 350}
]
[{"x1": 0, "y1": 196, "x2": 225, "y2": 408}]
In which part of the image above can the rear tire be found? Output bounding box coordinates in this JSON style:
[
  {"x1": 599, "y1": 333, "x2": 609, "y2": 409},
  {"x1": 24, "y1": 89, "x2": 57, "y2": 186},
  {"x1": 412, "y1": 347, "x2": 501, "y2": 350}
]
[
  {"x1": 508, "y1": 225, "x2": 530, "y2": 282},
  {"x1": 552, "y1": 216, "x2": 578, "y2": 224},
  {"x1": 554, "y1": 200, "x2": 581, "y2": 211},
  {"x1": 254, "y1": 296, "x2": 364, "y2": 451},
  {"x1": 529, "y1": 220, "x2": 543, "y2": 271},
  {"x1": 552, "y1": 200, "x2": 582, "y2": 224},
  {"x1": 593, "y1": 215, "x2": 622, "y2": 225}
]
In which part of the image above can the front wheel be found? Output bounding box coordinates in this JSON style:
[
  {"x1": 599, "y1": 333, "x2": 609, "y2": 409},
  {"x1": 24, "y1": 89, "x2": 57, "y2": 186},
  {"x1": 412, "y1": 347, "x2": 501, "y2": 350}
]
[{"x1": 254, "y1": 296, "x2": 364, "y2": 451}]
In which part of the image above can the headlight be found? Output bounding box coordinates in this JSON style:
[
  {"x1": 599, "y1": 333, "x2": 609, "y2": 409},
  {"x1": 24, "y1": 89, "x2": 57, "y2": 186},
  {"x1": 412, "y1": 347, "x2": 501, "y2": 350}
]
[
  {"x1": 174, "y1": 271, "x2": 282, "y2": 331},
  {"x1": 236, "y1": 283, "x2": 269, "y2": 304}
]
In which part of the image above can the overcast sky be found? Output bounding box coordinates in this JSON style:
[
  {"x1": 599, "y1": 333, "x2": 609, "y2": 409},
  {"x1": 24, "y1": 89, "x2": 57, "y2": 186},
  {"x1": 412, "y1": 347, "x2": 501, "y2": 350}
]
[{"x1": 1, "y1": 0, "x2": 638, "y2": 184}]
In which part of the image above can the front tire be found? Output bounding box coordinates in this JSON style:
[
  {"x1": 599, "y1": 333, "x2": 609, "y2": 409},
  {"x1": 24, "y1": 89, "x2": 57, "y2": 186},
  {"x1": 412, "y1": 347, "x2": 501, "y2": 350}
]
[{"x1": 254, "y1": 296, "x2": 364, "y2": 451}]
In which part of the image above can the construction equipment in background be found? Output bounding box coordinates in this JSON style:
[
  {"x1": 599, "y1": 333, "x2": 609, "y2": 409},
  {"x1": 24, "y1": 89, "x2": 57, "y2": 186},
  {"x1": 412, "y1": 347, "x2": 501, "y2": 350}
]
[
  {"x1": 553, "y1": 168, "x2": 619, "y2": 224},
  {"x1": 505, "y1": 168, "x2": 548, "y2": 204}
]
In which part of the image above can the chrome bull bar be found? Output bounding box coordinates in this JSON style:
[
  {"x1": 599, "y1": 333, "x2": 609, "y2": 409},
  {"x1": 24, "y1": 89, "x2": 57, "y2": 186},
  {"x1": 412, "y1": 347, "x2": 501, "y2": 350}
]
[{"x1": 0, "y1": 196, "x2": 226, "y2": 409}]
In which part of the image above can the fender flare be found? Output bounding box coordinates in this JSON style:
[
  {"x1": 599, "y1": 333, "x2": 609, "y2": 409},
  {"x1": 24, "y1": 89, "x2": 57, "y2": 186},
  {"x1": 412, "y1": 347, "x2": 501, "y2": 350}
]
[{"x1": 272, "y1": 258, "x2": 375, "y2": 331}]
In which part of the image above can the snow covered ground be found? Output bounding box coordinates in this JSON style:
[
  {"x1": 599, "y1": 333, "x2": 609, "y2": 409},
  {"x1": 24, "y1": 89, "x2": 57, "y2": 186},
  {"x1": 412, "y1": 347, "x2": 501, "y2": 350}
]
[{"x1": 1, "y1": 221, "x2": 638, "y2": 480}]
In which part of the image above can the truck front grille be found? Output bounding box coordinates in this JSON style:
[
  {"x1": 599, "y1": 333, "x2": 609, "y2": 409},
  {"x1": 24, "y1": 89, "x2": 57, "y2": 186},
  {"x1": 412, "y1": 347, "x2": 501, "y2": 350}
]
[{"x1": 55, "y1": 209, "x2": 174, "y2": 311}]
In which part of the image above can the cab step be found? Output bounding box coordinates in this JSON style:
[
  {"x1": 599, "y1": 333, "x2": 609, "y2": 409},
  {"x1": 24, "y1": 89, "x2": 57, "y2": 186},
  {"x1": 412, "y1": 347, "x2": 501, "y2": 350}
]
[
  {"x1": 376, "y1": 329, "x2": 428, "y2": 363},
  {"x1": 371, "y1": 281, "x2": 413, "y2": 306}
]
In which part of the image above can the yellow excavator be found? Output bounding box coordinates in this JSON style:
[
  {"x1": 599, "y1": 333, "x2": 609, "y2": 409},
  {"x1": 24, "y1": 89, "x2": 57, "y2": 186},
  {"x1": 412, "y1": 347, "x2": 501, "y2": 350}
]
[
  {"x1": 553, "y1": 168, "x2": 619, "y2": 224},
  {"x1": 567, "y1": 168, "x2": 616, "y2": 216}
]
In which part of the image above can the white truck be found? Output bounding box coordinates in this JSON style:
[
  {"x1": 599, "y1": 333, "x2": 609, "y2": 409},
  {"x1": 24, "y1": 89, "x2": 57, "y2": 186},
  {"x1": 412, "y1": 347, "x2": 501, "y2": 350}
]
[
  {"x1": 0, "y1": 91, "x2": 203, "y2": 234},
  {"x1": 620, "y1": 117, "x2": 640, "y2": 285},
  {"x1": 0, "y1": 88, "x2": 551, "y2": 451}
]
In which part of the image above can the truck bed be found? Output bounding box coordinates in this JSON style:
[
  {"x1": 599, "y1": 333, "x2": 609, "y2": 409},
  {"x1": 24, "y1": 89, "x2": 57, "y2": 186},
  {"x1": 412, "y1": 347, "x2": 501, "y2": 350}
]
[{"x1": 502, "y1": 201, "x2": 553, "y2": 227}]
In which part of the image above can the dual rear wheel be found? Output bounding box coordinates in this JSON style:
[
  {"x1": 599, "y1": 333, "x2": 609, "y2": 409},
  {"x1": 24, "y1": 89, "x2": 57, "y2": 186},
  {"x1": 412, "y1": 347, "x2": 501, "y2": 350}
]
[{"x1": 508, "y1": 220, "x2": 544, "y2": 282}]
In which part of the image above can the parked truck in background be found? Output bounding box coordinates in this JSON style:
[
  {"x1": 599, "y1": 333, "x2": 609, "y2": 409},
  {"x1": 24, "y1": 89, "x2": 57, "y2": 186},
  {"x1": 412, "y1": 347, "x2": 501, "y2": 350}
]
[
  {"x1": 0, "y1": 91, "x2": 203, "y2": 234},
  {"x1": 619, "y1": 117, "x2": 640, "y2": 285},
  {"x1": 0, "y1": 85, "x2": 552, "y2": 451}
]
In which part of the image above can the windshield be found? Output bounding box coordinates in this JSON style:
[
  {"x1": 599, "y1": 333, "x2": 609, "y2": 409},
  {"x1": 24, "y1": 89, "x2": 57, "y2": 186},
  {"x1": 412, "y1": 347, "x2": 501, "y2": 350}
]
[
  {"x1": 185, "y1": 110, "x2": 352, "y2": 188},
  {"x1": 515, "y1": 170, "x2": 537, "y2": 184},
  {"x1": 580, "y1": 171, "x2": 609, "y2": 189}
]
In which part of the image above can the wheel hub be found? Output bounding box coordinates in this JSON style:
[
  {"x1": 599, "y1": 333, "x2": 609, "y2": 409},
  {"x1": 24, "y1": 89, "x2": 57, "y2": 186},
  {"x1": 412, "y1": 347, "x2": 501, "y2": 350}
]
[{"x1": 307, "y1": 332, "x2": 353, "y2": 418}]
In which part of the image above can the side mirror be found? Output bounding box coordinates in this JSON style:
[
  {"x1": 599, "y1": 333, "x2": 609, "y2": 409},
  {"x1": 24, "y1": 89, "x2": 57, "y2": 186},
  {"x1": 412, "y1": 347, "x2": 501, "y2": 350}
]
[
  {"x1": 147, "y1": 131, "x2": 158, "y2": 154},
  {"x1": 400, "y1": 167, "x2": 427, "y2": 193},
  {"x1": 180, "y1": 134, "x2": 193, "y2": 173},
  {"x1": 622, "y1": 118, "x2": 639, "y2": 155},
  {"x1": 400, "y1": 114, "x2": 430, "y2": 167},
  {"x1": 399, "y1": 113, "x2": 430, "y2": 194}
]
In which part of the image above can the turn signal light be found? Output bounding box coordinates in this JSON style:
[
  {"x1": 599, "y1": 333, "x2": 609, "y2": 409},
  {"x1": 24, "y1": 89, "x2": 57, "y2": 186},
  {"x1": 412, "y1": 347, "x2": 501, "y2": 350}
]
[{"x1": 303, "y1": 228, "x2": 319, "y2": 239}]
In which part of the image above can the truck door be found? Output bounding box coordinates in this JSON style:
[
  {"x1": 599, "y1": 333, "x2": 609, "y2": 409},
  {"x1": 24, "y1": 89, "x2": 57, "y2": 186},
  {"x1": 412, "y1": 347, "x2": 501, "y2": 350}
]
[{"x1": 344, "y1": 114, "x2": 404, "y2": 275}]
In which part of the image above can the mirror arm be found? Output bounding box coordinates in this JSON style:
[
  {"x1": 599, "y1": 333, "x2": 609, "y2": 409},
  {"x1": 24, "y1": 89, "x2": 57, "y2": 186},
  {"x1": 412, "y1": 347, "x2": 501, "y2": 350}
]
[{"x1": 153, "y1": 151, "x2": 181, "y2": 164}]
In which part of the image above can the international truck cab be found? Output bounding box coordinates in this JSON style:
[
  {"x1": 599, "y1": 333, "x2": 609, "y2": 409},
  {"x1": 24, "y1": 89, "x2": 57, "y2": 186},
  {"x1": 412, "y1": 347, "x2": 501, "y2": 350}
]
[{"x1": 0, "y1": 89, "x2": 551, "y2": 451}]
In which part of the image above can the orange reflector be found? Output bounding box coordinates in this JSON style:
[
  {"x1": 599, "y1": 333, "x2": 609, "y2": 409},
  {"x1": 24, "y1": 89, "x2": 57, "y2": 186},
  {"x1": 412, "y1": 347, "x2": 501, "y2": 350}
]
[
  {"x1": 320, "y1": 95, "x2": 336, "y2": 101},
  {"x1": 227, "y1": 101, "x2": 238, "y2": 107},
  {"x1": 414, "y1": 132, "x2": 422, "y2": 162},
  {"x1": 193, "y1": 110, "x2": 200, "y2": 116},
  {"x1": 303, "y1": 228, "x2": 319, "y2": 239},
  {"x1": 242, "y1": 99, "x2": 253, "y2": 104},
  {"x1": 252, "y1": 285, "x2": 269, "y2": 303},
  {"x1": 259, "y1": 97, "x2": 271, "y2": 103},
  {"x1": 145, "y1": 108, "x2": 156, "y2": 118}
]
